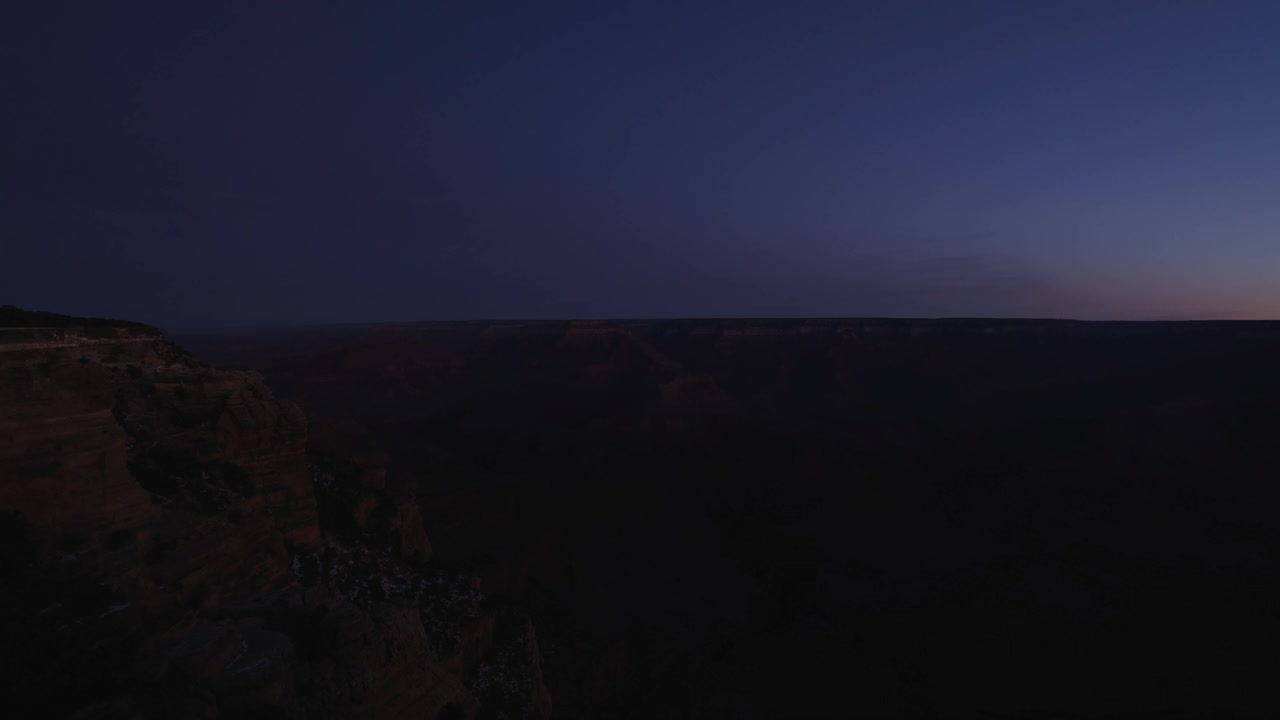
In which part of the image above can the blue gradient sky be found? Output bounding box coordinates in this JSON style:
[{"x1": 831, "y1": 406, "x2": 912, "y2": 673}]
[{"x1": 5, "y1": 1, "x2": 1280, "y2": 326}]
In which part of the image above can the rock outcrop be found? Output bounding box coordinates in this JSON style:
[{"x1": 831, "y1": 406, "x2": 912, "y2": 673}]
[
  {"x1": 0, "y1": 309, "x2": 547, "y2": 719},
  {"x1": 396, "y1": 498, "x2": 433, "y2": 562},
  {"x1": 1, "y1": 318, "x2": 316, "y2": 611}
]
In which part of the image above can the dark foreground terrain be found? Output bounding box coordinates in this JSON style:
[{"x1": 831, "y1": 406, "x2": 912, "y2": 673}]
[{"x1": 6, "y1": 309, "x2": 1280, "y2": 718}]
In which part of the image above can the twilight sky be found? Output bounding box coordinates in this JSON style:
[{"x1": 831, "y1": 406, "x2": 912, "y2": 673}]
[{"x1": 5, "y1": 1, "x2": 1280, "y2": 327}]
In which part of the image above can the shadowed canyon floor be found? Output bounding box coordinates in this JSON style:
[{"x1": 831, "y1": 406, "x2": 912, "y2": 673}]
[
  {"x1": 177, "y1": 318, "x2": 1280, "y2": 718},
  {"x1": 5, "y1": 310, "x2": 1280, "y2": 717}
]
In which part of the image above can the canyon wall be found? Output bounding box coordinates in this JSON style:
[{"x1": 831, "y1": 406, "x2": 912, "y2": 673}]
[{"x1": 0, "y1": 311, "x2": 547, "y2": 719}]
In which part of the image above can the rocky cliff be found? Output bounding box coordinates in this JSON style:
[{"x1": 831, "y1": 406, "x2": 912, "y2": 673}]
[{"x1": 0, "y1": 308, "x2": 549, "y2": 719}]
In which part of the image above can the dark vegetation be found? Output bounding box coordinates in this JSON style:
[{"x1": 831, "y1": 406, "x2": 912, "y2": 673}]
[
  {"x1": 310, "y1": 452, "x2": 396, "y2": 546},
  {"x1": 128, "y1": 453, "x2": 256, "y2": 513},
  {"x1": 306, "y1": 451, "x2": 489, "y2": 660},
  {"x1": 469, "y1": 615, "x2": 542, "y2": 720},
  {"x1": 0, "y1": 304, "x2": 157, "y2": 331}
]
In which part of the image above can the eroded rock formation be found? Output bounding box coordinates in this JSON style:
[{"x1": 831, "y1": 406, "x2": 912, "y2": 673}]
[{"x1": 0, "y1": 309, "x2": 548, "y2": 719}]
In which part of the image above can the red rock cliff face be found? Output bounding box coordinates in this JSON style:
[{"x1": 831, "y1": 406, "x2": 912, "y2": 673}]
[
  {"x1": 0, "y1": 329, "x2": 159, "y2": 538},
  {"x1": 0, "y1": 326, "x2": 324, "y2": 711},
  {"x1": 0, "y1": 327, "x2": 318, "y2": 603},
  {"x1": 0, "y1": 317, "x2": 533, "y2": 719}
]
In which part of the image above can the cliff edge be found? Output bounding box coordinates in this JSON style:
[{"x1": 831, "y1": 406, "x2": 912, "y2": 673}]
[{"x1": 0, "y1": 308, "x2": 548, "y2": 719}]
